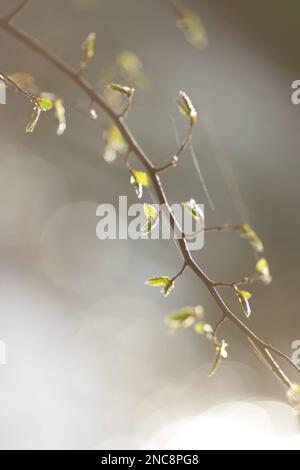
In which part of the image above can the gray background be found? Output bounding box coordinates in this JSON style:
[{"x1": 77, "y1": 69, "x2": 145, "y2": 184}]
[{"x1": 0, "y1": 0, "x2": 300, "y2": 449}]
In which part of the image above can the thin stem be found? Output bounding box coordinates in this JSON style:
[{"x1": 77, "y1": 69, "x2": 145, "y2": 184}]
[
  {"x1": 0, "y1": 71, "x2": 35, "y2": 101},
  {"x1": 214, "y1": 276, "x2": 260, "y2": 288},
  {"x1": 185, "y1": 224, "x2": 240, "y2": 240},
  {"x1": 119, "y1": 93, "x2": 134, "y2": 118},
  {"x1": 0, "y1": 10, "x2": 298, "y2": 393},
  {"x1": 171, "y1": 262, "x2": 187, "y2": 283},
  {"x1": 155, "y1": 156, "x2": 178, "y2": 173},
  {"x1": 5, "y1": 0, "x2": 31, "y2": 23},
  {"x1": 213, "y1": 315, "x2": 227, "y2": 337},
  {"x1": 155, "y1": 122, "x2": 193, "y2": 172}
]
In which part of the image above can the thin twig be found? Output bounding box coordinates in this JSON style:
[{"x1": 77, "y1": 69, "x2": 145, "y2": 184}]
[
  {"x1": 213, "y1": 315, "x2": 227, "y2": 337},
  {"x1": 5, "y1": 0, "x2": 31, "y2": 23},
  {"x1": 0, "y1": 71, "x2": 35, "y2": 101},
  {"x1": 156, "y1": 121, "x2": 193, "y2": 172}
]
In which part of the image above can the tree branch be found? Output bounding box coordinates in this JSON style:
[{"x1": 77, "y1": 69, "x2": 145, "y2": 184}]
[{"x1": 0, "y1": 7, "x2": 298, "y2": 394}]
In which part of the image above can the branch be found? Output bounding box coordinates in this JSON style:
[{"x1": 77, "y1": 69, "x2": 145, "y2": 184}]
[
  {"x1": 0, "y1": 71, "x2": 35, "y2": 101},
  {"x1": 5, "y1": 0, "x2": 31, "y2": 23},
  {"x1": 0, "y1": 7, "x2": 298, "y2": 394}
]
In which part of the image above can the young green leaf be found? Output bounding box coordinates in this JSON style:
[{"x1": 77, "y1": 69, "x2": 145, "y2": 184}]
[
  {"x1": 177, "y1": 11, "x2": 208, "y2": 49},
  {"x1": 194, "y1": 322, "x2": 205, "y2": 335},
  {"x1": 166, "y1": 305, "x2": 203, "y2": 330},
  {"x1": 130, "y1": 170, "x2": 150, "y2": 199},
  {"x1": 25, "y1": 105, "x2": 41, "y2": 133},
  {"x1": 194, "y1": 322, "x2": 213, "y2": 340},
  {"x1": 162, "y1": 279, "x2": 175, "y2": 297},
  {"x1": 166, "y1": 307, "x2": 196, "y2": 329},
  {"x1": 131, "y1": 170, "x2": 150, "y2": 187},
  {"x1": 37, "y1": 96, "x2": 53, "y2": 111},
  {"x1": 209, "y1": 340, "x2": 228, "y2": 378},
  {"x1": 182, "y1": 198, "x2": 203, "y2": 221},
  {"x1": 107, "y1": 83, "x2": 134, "y2": 98},
  {"x1": 238, "y1": 224, "x2": 264, "y2": 254},
  {"x1": 80, "y1": 32, "x2": 96, "y2": 72},
  {"x1": 53, "y1": 98, "x2": 66, "y2": 136},
  {"x1": 235, "y1": 288, "x2": 252, "y2": 318},
  {"x1": 142, "y1": 219, "x2": 153, "y2": 235},
  {"x1": 256, "y1": 258, "x2": 272, "y2": 285},
  {"x1": 103, "y1": 125, "x2": 126, "y2": 163},
  {"x1": 142, "y1": 204, "x2": 158, "y2": 235},
  {"x1": 145, "y1": 276, "x2": 174, "y2": 297},
  {"x1": 177, "y1": 91, "x2": 197, "y2": 125},
  {"x1": 104, "y1": 125, "x2": 126, "y2": 153},
  {"x1": 287, "y1": 383, "x2": 300, "y2": 411},
  {"x1": 146, "y1": 276, "x2": 172, "y2": 287},
  {"x1": 116, "y1": 50, "x2": 148, "y2": 88}
]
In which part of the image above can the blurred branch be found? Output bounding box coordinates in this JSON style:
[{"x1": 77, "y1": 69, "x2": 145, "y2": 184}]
[{"x1": 5, "y1": 0, "x2": 31, "y2": 23}]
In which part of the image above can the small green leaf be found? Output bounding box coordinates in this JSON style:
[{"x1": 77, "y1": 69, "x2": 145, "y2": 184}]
[
  {"x1": 106, "y1": 125, "x2": 126, "y2": 152},
  {"x1": 194, "y1": 322, "x2": 205, "y2": 334},
  {"x1": 53, "y1": 98, "x2": 66, "y2": 136},
  {"x1": 256, "y1": 258, "x2": 272, "y2": 285},
  {"x1": 142, "y1": 219, "x2": 154, "y2": 235},
  {"x1": 142, "y1": 204, "x2": 158, "y2": 235},
  {"x1": 146, "y1": 276, "x2": 171, "y2": 287},
  {"x1": 117, "y1": 51, "x2": 141, "y2": 73},
  {"x1": 107, "y1": 83, "x2": 134, "y2": 98},
  {"x1": 177, "y1": 11, "x2": 208, "y2": 49},
  {"x1": 130, "y1": 170, "x2": 150, "y2": 200},
  {"x1": 182, "y1": 199, "x2": 203, "y2": 221},
  {"x1": 131, "y1": 170, "x2": 150, "y2": 187},
  {"x1": 291, "y1": 383, "x2": 300, "y2": 395},
  {"x1": 209, "y1": 340, "x2": 228, "y2": 378},
  {"x1": 287, "y1": 383, "x2": 300, "y2": 411},
  {"x1": 146, "y1": 276, "x2": 174, "y2": 297},
  {"x1": 166, "y1": 307, "x2": 196, "y2": 329},
  {"x1": 177, "y1": 91, "x2": 197, "y2": 124},
  {"x1": 144, "y1": 204, "x2": 157, "y2": 220},
  {"x1": 238, "y1": 224, "x2": 264, "y2": 254},
  {"x1": 162, "y1": 279, "x2": 175, "y2": 297},
  {"x1": 116, "y1": 50, "x2": 148, "y2": 89},
  {"x1": 80, "y1": 32, "x2": 96, "y2": 71},
  {"x1": 25, "y1": 105, "x2": 41, "y2": 133},
  {"x1": 8, "y1": 72, "x2": 39, "y2": 94},
  {"x1": 37, "y1": 96, "x2": 53, "y2": 111},
  {"x1": 194, "y1": 322, "x2": 213, "y2": 340},
  {"x1": 235, "y1": 288, "x2": 252, "y2": 318}
]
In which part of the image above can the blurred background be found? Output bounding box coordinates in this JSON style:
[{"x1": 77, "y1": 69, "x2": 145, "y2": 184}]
[{"x1": 0, "y1": 0, "x2": 300, "y2": 449}]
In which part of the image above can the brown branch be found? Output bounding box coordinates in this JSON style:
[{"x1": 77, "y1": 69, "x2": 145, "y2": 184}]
[
  {"x1": 0, "y1": 71, "x2": 35, "y2": 101},
  {"x1": 0, "y1": 6, "x2": 298, "y2": 393},
  {"x1": 5, "y1": 0, "x2": 31, "y2": 23}
]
